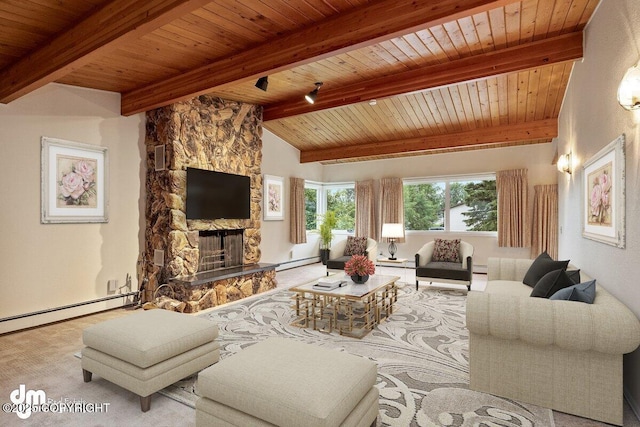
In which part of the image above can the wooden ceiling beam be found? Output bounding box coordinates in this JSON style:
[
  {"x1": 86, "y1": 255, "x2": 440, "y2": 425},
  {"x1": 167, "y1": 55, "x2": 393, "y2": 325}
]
[
  {"x1": 264, "y1": 32, "x2": 583, "y2": 121},
  {"x1": 299, "y1": 119, "x2": 558, "y2": 163},
  {"x1": 121, "y1": 0, "x2": 512, "y2": 115},
  {"x1": 0, "y1": 0, "x2": 212, "y2": 104}
]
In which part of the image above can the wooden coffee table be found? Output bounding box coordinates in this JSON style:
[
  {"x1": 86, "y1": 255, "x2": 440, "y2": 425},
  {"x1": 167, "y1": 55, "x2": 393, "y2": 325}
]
[{"x1": 290, "y1": 274, "x2": 399, "y2": 338}]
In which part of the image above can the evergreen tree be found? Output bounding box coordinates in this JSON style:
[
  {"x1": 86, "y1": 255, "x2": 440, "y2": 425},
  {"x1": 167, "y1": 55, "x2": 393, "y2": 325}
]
[
  {"x1": 403, "y1": 184, "x2": 444, "y2": 230},
  {"x1": 461, "y1": 180, "x2": 497, "y2": 231}
]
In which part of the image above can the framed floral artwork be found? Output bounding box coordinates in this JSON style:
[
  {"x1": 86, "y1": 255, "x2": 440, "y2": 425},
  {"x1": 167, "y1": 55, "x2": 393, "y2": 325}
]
[
  {"x1": 41, "y1": 137, "x2": 109, "y2": 223},
  {"x1": 263, "y1": 174, "x2": 284, "y2": 221},
  {"x1": 582, "y1": 134, "x2": 625, "y2": 248}
]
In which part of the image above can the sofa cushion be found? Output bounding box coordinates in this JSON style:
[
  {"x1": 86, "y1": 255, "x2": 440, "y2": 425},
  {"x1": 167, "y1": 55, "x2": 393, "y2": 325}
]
[
  {"x1": 530, "y1": 269, "x2": 574, "y2": 298},
  {"x1": 432, "y1": 239, "x2": 461, "y2": 263},
  {"x1": 550, "y1": 279, "x2": 597, "y2": 303},
  {"x1": 343, "y1": 236, "x2": 367, "y2": 256},
  {"x1": 522, "y1": 252, "x2": 569, "y2": 287}
]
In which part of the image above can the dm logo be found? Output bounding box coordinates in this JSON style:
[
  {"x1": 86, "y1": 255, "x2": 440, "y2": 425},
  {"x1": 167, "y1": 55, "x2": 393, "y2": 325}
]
[{"x1": 10, "y1": 384, "x2": 46, "y2": 419}]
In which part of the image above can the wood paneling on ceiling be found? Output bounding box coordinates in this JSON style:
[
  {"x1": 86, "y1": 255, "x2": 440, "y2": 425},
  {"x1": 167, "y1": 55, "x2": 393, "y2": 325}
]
[{"x1": 0, "y1": 0, "x2": 599, "y2": 163}]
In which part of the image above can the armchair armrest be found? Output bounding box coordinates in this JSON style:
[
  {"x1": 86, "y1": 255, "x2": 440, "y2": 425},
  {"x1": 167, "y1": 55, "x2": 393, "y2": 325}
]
[
  {"x1": 365, "y1": 238, "x2": 377, "y2": 263},
  {"x1": 328, "y1": 239, "x2": 347, "y2": 259},
  {"x1": 415, "y1": 242, "x2": 435, "y2": 267}
]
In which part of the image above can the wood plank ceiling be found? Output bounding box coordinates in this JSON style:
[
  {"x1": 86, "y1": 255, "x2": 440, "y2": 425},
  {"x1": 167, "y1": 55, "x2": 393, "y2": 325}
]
[{"x1": 0, "y1": 0, "x2": 598, "y2": 163}]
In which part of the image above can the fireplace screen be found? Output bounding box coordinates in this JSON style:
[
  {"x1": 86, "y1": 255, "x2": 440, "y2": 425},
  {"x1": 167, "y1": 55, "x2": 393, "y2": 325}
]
[{"x1": 198, "y1": 230, "x2": 243, "y2": 272}]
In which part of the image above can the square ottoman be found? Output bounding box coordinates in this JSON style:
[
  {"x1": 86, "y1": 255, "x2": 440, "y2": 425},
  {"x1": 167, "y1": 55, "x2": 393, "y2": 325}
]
[
  {"x1": 82, "y1": 309, "x2": 219, "y2": 411},
  {"x1": 196, "y1": 337, "x2": 379, "y2": 427}
]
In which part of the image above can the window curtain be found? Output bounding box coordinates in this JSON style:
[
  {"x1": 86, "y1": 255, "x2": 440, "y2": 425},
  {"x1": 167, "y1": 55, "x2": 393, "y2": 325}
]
[
  {"x1": 496, "y1": 169, "x2": 530, "y2": 248},
  {"x1": 289, "y1": 177, "x2": 307, "y2": 244},
  {"x1": 531, "y1": 184, "x2": 558, "y2": 259},
  {"x1": 355, "y1": 180, "x2": 378, "y2": 240},
  {"x1": 379, "y1": 177, "x2": 405, "y2": 243}
]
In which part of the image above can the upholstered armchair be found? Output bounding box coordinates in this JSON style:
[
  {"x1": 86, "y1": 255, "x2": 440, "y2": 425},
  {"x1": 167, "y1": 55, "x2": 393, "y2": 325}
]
[
  {"x1": 326, "y1": 237, "x2": 378, "y2": 275},
  {"x1": 415, "y1": 239, "x2": 473, "y2": 291}
]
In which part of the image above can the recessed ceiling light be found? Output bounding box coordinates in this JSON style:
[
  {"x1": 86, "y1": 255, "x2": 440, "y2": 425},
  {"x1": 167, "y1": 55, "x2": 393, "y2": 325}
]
[{"x1": 369, "y1": 99, "x2": 377, "y2": 106}]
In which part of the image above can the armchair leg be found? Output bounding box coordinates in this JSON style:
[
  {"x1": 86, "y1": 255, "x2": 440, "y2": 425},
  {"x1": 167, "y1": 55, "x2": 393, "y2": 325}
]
[{"x1": 415, "y1": 280, "x2": 418, "y2": 291}]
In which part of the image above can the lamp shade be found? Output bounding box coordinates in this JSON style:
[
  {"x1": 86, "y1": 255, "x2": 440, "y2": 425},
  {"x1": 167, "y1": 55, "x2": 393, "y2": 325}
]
[
  {"x1": 381, "y1": 223, "x2": 404, "y2": 239},
  {"x1": 617, "y1": 62, "x2": 640, "y2": 110}
]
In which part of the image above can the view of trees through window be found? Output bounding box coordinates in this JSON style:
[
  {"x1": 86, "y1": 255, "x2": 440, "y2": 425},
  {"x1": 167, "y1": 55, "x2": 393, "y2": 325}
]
[
  {"x1": 326, "y1": 188, "x2": 355, "y2": 231},
  {"x1": 404, "y1": 178, "x2": 497, "y2": 232},
  {"x1": 305, "y1": 187, "x2": 317, "y2": 230}
]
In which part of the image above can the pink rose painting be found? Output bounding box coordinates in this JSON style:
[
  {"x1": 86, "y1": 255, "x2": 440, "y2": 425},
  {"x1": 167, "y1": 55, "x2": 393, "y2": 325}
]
[
  {"x1": 268, "y1": 183, "x2": 281, "y2": 213},
  {"x1": 56, "y1": 155, "x2": 98, "y2": 208},
  {"x1": 587, "y1": 163, "x2": 612, "y2": 226}
]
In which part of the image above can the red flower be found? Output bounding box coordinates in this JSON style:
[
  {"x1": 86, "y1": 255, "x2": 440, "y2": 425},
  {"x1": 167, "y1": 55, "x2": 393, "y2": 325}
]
[{"x1": 344, "y1": 255, "x2": 375, "y2": 276}]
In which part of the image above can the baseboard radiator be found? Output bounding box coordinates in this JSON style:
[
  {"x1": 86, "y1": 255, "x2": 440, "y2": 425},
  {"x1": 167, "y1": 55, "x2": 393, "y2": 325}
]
[{"x1": 0, "y1": 292, "x2": 137, "y2": 335}]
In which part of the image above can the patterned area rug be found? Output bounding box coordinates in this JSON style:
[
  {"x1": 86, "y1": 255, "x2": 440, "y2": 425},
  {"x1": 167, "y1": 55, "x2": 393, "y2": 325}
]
[{"x1": 159, "y1": 284, "x2": 554, "y2": 426}]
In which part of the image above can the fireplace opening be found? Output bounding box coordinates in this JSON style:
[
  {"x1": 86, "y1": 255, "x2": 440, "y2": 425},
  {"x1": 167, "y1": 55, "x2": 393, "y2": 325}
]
[{"x1": 198, "y1": 229, "x2": 243, "y2": 272}]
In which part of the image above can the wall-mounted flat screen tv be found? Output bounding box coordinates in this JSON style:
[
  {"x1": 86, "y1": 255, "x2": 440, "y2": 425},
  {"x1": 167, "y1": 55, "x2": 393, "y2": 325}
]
[{"x1": 186, "y1": 168, "x2": 251, "y2": 220}]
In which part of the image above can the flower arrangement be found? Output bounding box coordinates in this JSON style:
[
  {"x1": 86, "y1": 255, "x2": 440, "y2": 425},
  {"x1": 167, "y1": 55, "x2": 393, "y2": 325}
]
[{"x1": 344, "y1": 255, "x2": 375, "y2": 277}]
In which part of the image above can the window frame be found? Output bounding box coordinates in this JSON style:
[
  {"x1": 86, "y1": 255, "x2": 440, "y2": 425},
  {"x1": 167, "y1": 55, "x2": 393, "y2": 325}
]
[
  {"x1": 304, "y1": 181, "x2": 356, "y2": 235},
  {"x1": 403, "y1": 173, "x2": 497, "y2": 236}
]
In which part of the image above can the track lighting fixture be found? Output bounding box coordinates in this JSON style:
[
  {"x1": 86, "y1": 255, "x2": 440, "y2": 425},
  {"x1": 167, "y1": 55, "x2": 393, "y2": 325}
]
[
  {"x1": 305, "y1": 82, "x2": 323, "y2": 104},
  {"x1": 255, "y1": 76, "x2": 269, "y2": 91}
]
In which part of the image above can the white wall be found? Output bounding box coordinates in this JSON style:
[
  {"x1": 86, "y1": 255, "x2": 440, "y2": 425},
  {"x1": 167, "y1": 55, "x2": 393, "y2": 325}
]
[
  {"x1": 556, "y1": 0, "x2": 640, "y2": 414},
  {"x1": 260, "y1": 129, "x2": 323, "y2": 267},
  {"x1": 0, "y1": 84, "x2": 144, "y2": 333}
]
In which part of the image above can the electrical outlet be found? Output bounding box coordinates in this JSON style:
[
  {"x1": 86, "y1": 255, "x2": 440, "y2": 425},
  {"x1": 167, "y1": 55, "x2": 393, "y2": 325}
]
[
  {"x1": 154, "y1": 249, "x2": 165, "y2": 266},
  {"x1": 108, "y1": 279, "x2": 118, "y2": 292}
]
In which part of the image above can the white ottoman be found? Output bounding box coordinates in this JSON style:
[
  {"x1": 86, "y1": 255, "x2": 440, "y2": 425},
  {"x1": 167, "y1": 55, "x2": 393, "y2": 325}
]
[
  {"x1": 196, "y1": 337, "x2": 379, "y2": 427},
  {"x1": 82, "y1": 309, "x2": 219, "y2": 411}
]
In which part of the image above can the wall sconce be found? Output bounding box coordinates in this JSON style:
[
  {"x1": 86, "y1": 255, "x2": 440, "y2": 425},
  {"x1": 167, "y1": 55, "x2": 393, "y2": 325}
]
[
  {"x1": 381, "y1": 223, "x2": 404, "y2": 260},
  {"x1": 255, "y1": 76, "x2": 269, "y2": 91},
  {"x1": 557, "y1": 152, "x2": 572, "y2": 174},
  {"x1": 305, "y1": 82, "x2": 323, "y2": 104},
  {"x1": 617, "y1": 60, "x2": 640, "y2": 110}
]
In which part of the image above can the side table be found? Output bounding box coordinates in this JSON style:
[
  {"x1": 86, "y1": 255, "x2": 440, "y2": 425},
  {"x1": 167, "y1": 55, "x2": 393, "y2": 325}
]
[{"x1": 376, "y1": 257, "x2": 408, "y2": 284}]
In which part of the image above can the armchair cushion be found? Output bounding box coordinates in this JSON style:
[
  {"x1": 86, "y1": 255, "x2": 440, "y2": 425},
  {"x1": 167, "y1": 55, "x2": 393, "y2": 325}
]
[
  {"x1": 343, "y1": 236, "x2": 367, "y2": 256},
  {"x1": 326, "y1": 256, "x2": 352, "y2": 271},
  {"x1": 432, "y1": 238, "x2": 461, "y2": 263},
  {"x1": 522, "y1": 252, "x2": 569, "y2": 287},
  {"x1": 417, "y1": 262, "x2": 470, "y2": 282}
]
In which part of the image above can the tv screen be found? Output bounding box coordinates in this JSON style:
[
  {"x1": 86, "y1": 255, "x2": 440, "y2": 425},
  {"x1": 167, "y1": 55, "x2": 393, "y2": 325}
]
[{"x1": 186, "y1": 168, "x2": 251, "y2": 220}]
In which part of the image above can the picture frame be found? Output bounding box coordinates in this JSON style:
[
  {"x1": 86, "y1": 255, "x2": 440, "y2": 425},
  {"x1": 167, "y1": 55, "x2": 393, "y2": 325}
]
[
  {"x1": 41, "y1": 136, "x2": 109, "y2": 223},
  {"x1": 263, "y1": 174, "x2": 284, "y2": 221},
  {"x1": 582, "y1": 134, "x2": 625, "y2": 248}
]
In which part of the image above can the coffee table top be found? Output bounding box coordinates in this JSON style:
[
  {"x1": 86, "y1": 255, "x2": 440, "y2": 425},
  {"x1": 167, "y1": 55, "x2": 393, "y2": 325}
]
[{"x1": 290, "y1": 274, "x2": 400, "y2": 299}]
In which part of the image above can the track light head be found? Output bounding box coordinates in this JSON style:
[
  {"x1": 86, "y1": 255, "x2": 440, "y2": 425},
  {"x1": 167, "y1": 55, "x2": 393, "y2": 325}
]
[
  {"x1": 255, "y1": 76, "x2": 269, "y2": 91},
  {"x1": 305, "y1": 82, "x2": 323, "y2": 104}
]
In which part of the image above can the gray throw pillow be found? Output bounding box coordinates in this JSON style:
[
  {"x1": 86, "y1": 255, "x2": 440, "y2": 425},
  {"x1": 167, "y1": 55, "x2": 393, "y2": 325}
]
[
  {"x1": 522, "y1": 252, "x2": 570, "y2": 287},
  {"x1": 530, "y1": 269, "x2": 574, "y2": 298},
  {"x1": 550, "y1": 280, "x2": 596, "y2": 303}
]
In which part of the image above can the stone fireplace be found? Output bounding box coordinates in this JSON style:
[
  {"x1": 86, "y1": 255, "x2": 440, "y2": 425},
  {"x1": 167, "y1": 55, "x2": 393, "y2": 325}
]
[{"x1": 143, "y1": 96, "x2": 276, "y2": 311}]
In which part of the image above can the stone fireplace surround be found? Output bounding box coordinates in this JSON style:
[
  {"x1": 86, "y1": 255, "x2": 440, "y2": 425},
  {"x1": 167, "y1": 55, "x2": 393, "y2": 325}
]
[{"x1": 143, "y1": 96, "x2": 277, "y2": 312}]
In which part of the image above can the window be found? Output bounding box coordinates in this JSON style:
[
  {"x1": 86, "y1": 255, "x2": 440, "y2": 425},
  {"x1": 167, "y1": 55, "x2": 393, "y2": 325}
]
[
  {"x1": 325, "y1": 185, "x2": 355, "y2": 231},
  {"x1": 303, "y1": 182, "x2": 355, "y2": 232},
  {"x1": 404, "y1": 175, "x2": 496, "y2": 232},
  {"x1": 304, "y1": 184, "x2": 320, "y2": 231}
]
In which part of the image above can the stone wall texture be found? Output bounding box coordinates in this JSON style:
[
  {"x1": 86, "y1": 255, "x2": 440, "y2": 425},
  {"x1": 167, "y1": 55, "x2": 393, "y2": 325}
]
[{"x1": 144, "y1": 96, "x2": 275, "y2": 306}]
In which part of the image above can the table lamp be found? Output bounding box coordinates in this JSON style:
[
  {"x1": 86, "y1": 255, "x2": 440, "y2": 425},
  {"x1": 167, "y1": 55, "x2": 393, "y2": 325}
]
[{"x1": 381, "y1": 223, "x2": 404, "y2": 260}]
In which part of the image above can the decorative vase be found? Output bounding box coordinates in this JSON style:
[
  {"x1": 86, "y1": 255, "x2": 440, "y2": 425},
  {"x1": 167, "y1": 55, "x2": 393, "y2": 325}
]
[{"x1": 351, "y1": 274, "x2": 369, "y2": 284}]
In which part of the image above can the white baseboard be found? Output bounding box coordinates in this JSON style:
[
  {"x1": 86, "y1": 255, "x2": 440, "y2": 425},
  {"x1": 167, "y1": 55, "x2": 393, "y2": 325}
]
[
  {"x1": 0, "y1": 295, "x2": 134, "y2": 335},
  {"x1": 275, "y1": 257, "x2": 320, "y2": 271}
]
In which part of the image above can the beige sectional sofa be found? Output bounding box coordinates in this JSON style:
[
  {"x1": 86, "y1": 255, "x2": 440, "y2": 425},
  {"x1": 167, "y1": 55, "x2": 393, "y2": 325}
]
[{"x1": 466, "y1": 257, "x2": 640, "y2": 425}]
